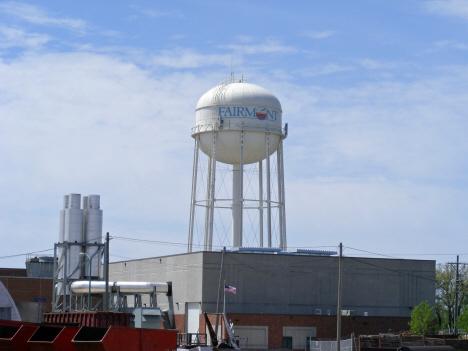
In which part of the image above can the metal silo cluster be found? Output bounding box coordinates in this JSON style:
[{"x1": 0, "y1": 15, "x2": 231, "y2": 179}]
[{"x1": 57, "y1": 193, "x2": 103, "y2": 294}]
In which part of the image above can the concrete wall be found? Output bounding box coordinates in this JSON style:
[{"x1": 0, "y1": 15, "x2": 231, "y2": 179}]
[
  {"x1": 16, "y1": 301, "x2": 45, "y2": 323},
  {"x1": 109, "y1": 252, "x2": 435, "y2": 318},
  {"x1": 109, "y1": 252, "x2": 205, "y2": 316},
  {"x1": 200, "y1": 252, "x2": 435, "y2": 317}
]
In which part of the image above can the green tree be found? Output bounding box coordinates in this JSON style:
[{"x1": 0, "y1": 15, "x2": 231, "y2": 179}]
[
  {"x1": 409, "y1": 301, "x2": 436, "y2": 335},
  {"x1": 457, "y1": 309, "x2": 468, "y2": 332},
  {"x1": 435, "y1": 263, "x2": 468, "y2": 331}
]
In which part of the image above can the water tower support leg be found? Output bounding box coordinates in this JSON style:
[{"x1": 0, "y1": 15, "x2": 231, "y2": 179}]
[
  {"x1": 259, "y1": 160, "x2": 263, "y2": 247},
  {"x1": 277, "y1": 146, "x2": 284, "y2": 250},
  {"x1": 232, "y1": 164, "x2": 241, "y2": 247},
  {"x1": 188, "y1": 136, "x2": 200, "y2": 253},
  {"x1": 266, "y1": 133, "x2": 272, "y2": 247},
  {"x1": 240, "y1": 129, "x2": 244, "y2": 247},
  {"x1": 280, "y1": 140, "x2": 287, "y2": 249},
  {"x1": 208, "y1": 130, "x2": 217, "y2": 251},
  {"x1": 204, "y1": 156, "x2": 212, "y2": 250}
]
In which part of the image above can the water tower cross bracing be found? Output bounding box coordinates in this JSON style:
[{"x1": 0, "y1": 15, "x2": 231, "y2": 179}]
[{"x1": 188, "y1": 78, "x2": 288, "y2": 252}]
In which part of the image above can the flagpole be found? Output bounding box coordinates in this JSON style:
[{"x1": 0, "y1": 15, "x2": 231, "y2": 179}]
[{"x1": 223, "y1": 280, "x2": 226, "y2": 340}]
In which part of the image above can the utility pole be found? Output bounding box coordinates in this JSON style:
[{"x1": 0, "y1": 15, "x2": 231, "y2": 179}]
[
  {"x1": 214, "y1": 247, "x2": 226, "y2": 343},
  {"x1": 455, "y1": 255, "x2": 459, "y2": 335},
  {"x1": 448, "y1": 255, "x2": 467, "y2": 335},
  {"x1": 337, "y1": 243, "x2": 343, "y2": 351},
  {"x1": 104, "y1": 232, "x2": 110, "y2": 311}
]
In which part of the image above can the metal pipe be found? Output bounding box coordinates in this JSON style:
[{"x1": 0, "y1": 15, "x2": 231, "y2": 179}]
[
  {"x1": 70, "y1": 281, "x2": 170, "y2": 295},
  {"x1": 79, "y1": 252, "x2": 92, "y2": 311}
]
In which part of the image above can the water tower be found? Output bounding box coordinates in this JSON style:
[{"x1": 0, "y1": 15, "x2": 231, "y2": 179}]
[{"x1": 188, "y1": 78, "x2": 288, "y2": 251}]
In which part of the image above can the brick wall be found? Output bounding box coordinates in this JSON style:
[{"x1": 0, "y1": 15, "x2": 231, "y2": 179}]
[
  {"x1": 0, "y1": 276, "x2": 53, "y2": 312},
  {"x1": 203, "y1": 313, "x2": 410, "y2": 349},
  {"x1": 174, "y1": 313, "x2": 186, "y2": 332},
  {"x1": 0, "y1": 268, "x2": 27, "y2": 277}
]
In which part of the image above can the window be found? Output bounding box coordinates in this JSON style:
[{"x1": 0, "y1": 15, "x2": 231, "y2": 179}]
[
  {"x1": 306, "y1": 336, "x2": 316, "y2": 350},
  {"x1": 283, "y1": 336, "x2": 292, "y2": 349}
]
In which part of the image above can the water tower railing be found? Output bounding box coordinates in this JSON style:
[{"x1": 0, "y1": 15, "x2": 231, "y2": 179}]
[{"x1": 191, "y1": 122, "x2": 285, "y2": 137}]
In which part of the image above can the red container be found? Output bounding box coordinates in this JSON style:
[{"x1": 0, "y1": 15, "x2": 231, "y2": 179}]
[
  {"x1": 42, "y1": 312, "x2": 130, "y2": 328},
  {"x1": 28, "y1": 325, "x2": 79, "y2": 351},
  {"x1": 72, "y1": 326, "x2": 141, "y2": 351},
  {"x1": 0, "y1": 323, "x2": 39, "y2": 351},
  {"x1": 0, "y1": 320, "x2": 37, "y2": 327},
  {"x1": 141, "y1": 329, "x2": 178, "y2": 351}
]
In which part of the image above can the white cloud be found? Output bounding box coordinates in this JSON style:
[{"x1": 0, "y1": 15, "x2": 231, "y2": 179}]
[
  {"x1": 427, "y1": 40, "x2": 468, "y2": 52},
  {"x1": 100, "y1": 30, "x2": 121, "y2": 38},
  {"x1": 296, "y1": 63, "x2": 354, "y2": 76},
  {"x1": 149, "y1": 48, "x2": 231, "y2": 68},
  {"x1": 425, "y1": 0, "x2": 468, "y2": 20},
  {"x1": 302, "y1": 30, "x2": 337, "y2": 39},
  {"x1": 223, "y1": 39, "x2": 297, "y2": 55},
  {"x1": 0, "y1": 2, "x2": 87, "y2": 31},
  {"x1": 0, "y1": 25, "x2": 52, "y2": 49},
  {"x1": 358, "y1": 58, "x2": 402, "y2": 70},
  {"x1": 170, "y1": 34, "x2": 186, "y2": 40}
]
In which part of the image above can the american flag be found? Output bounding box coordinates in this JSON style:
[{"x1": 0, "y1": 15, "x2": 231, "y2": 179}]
[{"x1": 224, "y1": 284, "x2": 236, "y2": 294}]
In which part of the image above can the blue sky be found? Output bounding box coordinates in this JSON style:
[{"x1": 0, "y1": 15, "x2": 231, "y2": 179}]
[{"x1": 1, "y1": 1, "x2": 468, "y2": 267}]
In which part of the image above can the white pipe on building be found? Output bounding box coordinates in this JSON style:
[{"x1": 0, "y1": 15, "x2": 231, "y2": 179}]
[{"x1": 70, "y1": 281, "x2": 170, "y2": 295}]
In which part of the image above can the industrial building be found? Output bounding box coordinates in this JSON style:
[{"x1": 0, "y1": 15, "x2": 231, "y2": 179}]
[
  {"x1": 108, "y1": 249, "x2": 435, "y2": 349},
  {"x1": 0, "y1": 263, "x2": 54, "y2": 323}
]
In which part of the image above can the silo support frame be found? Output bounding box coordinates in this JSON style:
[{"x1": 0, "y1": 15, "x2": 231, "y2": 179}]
[
  {"x1": 188, "y1": 135, "x2": 200, "y2": 253},
  {"x1": 52, "y1": 242, "x2": 105, "y2": 312}
]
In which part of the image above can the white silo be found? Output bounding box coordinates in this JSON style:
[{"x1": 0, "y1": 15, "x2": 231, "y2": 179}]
[
  {"x1": 188, "y1": 78, "x2": 287, "y2": 251},
  {"x1": 64, "y1": 193, "x2": 83, "y2": 279},
  {"x1": 57, "y1": 195, "x2": 69, "y2": 293},
  {"x1": 84, "y1": 195, "x2": 103, "y2": 278}
]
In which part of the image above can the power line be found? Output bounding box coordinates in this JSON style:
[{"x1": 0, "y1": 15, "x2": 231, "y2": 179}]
[{"x1": 0, "y1": 248, "x2": 53, "y2": 260}]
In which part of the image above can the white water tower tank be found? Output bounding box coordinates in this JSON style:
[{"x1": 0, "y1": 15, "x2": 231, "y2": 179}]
[{"x1": 195, "y1": 82, "x2": 283, "y2": 164}]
